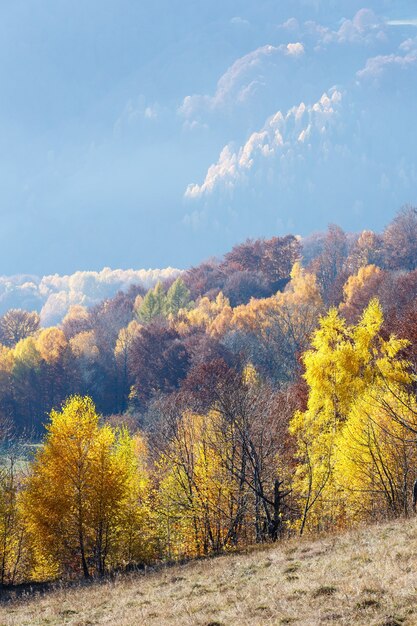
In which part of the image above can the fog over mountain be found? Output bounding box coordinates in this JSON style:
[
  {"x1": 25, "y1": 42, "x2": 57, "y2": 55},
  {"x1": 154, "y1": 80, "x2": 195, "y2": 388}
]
[
  {"x1": 0, "y1": 267, "x2": 181, "y2": 325},
  {"x1": 182, "y1": 5, "x2": 417, "y2": 238},
  {"x1": 0, "y1": 1, "x2": 416, "y2": 274}
]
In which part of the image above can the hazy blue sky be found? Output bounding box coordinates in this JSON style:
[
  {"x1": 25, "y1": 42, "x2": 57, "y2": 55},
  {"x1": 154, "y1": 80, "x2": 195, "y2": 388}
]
[{"x1": 1, "y1": 0, "x2": 416, "y2": 274}]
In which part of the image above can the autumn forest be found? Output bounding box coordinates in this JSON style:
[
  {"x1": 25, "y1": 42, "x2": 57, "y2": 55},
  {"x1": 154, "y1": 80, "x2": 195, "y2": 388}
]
[{"x1": 2, "y1": 207, "x2": 417, "y2": 585}]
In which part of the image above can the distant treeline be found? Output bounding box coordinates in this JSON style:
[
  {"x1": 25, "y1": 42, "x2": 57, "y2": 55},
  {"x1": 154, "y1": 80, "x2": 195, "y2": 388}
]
[{"x1": 1, "y1": 207, "x2": 417, "y2": 435}]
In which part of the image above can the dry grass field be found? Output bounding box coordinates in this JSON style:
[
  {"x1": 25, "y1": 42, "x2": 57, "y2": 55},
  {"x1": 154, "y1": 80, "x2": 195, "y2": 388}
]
[{"x1": 2, "y1": 518, "x2": 417, "y2": 625}]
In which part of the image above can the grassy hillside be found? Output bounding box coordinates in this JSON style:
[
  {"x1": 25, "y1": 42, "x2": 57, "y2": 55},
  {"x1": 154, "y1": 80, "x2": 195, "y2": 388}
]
[{"x1": 2, "y1": 518, "x2": 417, "y2": 626}]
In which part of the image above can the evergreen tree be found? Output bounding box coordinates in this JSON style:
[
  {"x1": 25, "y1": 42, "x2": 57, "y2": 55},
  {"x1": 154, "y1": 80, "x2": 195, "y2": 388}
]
[
  {"x1": 165, "y1": 278, "x2": 191, "y2": 317},
  {"x1": 136, "y1": 282, "x2": 167, "y2": 323}
]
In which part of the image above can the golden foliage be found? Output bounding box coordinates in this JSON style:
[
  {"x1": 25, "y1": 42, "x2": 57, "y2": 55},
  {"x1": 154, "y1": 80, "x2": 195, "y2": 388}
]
[
  {"x1": 37, "y1": 328, "x2": 68, "y2": 364},
  {"x1": 175, "y1": 292, "x2": 232, "y2": 337},
  {"x1": 156, "y1": 411, "x2": 237, "y2": 558},
  {"x1": 290, "y1": 299, "x2": 412, "y2": 534},
  {"x1": 21, "y1": 396, "x2": 153, "y2": 579},
  {"x1": 70, "y1": 330, "x2": 99, "y2": 360}
]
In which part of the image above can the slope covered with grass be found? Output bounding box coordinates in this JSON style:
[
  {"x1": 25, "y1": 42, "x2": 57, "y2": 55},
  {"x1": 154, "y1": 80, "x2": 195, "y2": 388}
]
[{"x1": 2, "y1": 517, "x2": 417, "y2": 625}]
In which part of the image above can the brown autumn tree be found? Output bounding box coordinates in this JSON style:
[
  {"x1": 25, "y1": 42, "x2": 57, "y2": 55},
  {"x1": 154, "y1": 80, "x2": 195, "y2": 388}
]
[
  {"x1": 129, "y1": 321, "x2": 190, "y2": 406},
  {"x1": 61, "y1": 305, "x2": 92, "y2": 339},
  {"x1": 183, "y1": 260, "x2": 224, "y2": 301},
  {"x1": 87, "y1": 293, "x2": 135, "y2": 413},
  {"x1": 223, "y1": 235, "x2": 300, "y2": 291},
  {"x1": 309, "y1": 224, "x2": 348, "y2": 306},
  {"x1": 181, "y1": 360, "x2": 295, "y2": 542},
  {"x1": 383, "y1": 206, "x2": 417, "y2": 270},
  {"x1": 222, "y1": 271, "x2": 271, "y2": 306},
  {"x1": 0, "y1": 310, "x2": 40, "y2": 347},
  {"x1": 344, "y1": 229, "x2": 384, "y2": 274}
]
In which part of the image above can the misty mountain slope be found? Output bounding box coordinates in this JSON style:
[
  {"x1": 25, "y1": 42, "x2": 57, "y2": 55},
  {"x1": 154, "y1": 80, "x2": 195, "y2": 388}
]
[{"x1": 1, "y1": 2, "x2": 417, "y2": 273}]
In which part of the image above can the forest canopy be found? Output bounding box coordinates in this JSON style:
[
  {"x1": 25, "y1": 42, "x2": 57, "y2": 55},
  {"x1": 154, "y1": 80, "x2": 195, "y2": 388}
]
[{"x1": 2, "y1": 206, "x2": 417, "y2": 583}]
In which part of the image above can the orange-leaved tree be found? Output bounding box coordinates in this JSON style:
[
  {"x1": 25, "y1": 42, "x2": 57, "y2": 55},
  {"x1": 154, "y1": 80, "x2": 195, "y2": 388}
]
[{"x1": 21, "y1": 395, "x2": 148, "y2": 579}]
